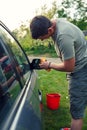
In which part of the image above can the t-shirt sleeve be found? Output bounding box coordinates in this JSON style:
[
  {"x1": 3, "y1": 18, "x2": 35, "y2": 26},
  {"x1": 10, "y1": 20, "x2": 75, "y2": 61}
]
[{"x1": 57, "y1": 34, "x2": 75, "y2": 60}]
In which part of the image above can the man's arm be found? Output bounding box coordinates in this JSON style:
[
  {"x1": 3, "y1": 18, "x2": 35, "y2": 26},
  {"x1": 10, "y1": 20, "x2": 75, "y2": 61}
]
[{"x1": 39, "y1": 57, "x2": 75, "y2": 72}]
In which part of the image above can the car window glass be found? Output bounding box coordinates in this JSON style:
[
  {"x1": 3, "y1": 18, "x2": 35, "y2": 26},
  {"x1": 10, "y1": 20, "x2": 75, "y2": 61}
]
[
  {"x1": 0, "y1": 25, "x2": 30, "y2": 127},
  {"x1": 0, "y1": 26, "x2": 31, "y2": 86},
  {"x1": 0, "y1": 44, "x2": 21, "y2": 127}
]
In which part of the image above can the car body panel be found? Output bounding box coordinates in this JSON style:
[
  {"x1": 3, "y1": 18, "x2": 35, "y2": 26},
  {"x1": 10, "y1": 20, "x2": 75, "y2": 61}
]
[{"x1": 0, "y1": 21, "x2": 42, "y2": 130}]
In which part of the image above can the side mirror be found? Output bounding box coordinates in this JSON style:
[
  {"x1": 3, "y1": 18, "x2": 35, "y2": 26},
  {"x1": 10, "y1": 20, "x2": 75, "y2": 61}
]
[{"x1": 30, "y1": 59, "x2": 41, "y2": 70}]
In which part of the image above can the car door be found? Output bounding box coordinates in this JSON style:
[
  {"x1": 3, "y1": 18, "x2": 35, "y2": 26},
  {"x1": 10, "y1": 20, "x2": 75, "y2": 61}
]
[{"x1": 0, "y1": 21, "x2": 42, "y2": 130}]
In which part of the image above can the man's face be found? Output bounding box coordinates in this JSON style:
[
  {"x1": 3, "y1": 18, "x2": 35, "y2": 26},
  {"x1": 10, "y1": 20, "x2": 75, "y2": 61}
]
[
  {"x1": 38, "y1": 33, "x2": 50, "y2": 41},
  {"x1": 38, "y1": 26, "x2": 54, "y2": 41}
]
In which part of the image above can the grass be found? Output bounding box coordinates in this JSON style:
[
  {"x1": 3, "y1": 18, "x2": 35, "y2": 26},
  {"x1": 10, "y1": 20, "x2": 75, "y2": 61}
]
[
  {"x1": 37, "y1": 69, "x2": 87, "y2": 130},
  {"x1": 37, "y1": 70, "x2": 71, "y2": 130}
]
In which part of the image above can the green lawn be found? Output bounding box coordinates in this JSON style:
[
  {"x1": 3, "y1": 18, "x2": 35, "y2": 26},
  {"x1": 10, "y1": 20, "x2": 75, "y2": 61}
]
[{"x1": 37, "y1": 69, "x2": 87, "y2": 130}]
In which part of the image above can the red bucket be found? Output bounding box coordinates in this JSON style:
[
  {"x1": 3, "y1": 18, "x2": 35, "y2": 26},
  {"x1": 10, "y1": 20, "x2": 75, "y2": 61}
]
[{"x1": 46, "y1": 93, "x2": 61, "y2": 110}]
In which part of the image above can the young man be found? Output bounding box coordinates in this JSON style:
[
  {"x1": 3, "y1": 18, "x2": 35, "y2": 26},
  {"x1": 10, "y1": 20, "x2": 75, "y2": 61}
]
[{"x1": 30, "y1": 15, "x2": 87, "y2": 130}]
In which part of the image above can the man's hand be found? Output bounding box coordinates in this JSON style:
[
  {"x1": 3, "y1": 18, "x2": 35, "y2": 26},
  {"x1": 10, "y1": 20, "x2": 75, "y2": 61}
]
[
  {"x1": 39, "y1": 59, "x2": 51, "y2": 71},
  {"x1": 39, "y1": 61, "x2": 49, "y2": 69}
]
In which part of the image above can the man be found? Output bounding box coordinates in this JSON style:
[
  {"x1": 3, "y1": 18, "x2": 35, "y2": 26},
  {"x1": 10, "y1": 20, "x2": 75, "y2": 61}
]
[{"x1": 30, "y1": 15, "x2": 87, "y2": 130}]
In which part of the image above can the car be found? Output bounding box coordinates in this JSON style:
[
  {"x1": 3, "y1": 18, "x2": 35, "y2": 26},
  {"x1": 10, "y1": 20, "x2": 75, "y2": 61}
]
[{"x1": 0, "y1": 21, "x2": 42, "y2": 130}]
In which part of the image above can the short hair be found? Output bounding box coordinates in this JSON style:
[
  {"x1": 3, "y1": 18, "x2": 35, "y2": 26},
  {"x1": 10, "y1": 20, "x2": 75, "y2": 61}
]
[{"x1": 30, "y1": 15, "x2": 52, "y2": 39}]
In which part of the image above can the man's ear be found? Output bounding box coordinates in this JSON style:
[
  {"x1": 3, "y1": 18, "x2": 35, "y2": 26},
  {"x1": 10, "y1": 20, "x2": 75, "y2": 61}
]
[{"x1": 48, "y1": 27, "x2": 54, "y2": 35}]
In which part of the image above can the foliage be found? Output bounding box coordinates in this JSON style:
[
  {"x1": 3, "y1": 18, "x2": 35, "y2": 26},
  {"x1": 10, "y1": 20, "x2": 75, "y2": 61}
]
[
  {"x1": 40, "y1": 1, "x2": 58, "y2": 19},
  {"x1": 57, "y1": 8, "x2": 67, "y2": 18},
  {"x1": 61, "y1": 0, "x2": 87, "y2": 19},
  {"x1": 12, "y1": 0, "x2": 87, "y2": 54},
  {"x1": 12, "y1": 22, "x2": 33, "y2": 50},
  {"x1": 61, "y1": 0, "x2": 87, "y2": 29},
  {"x1": 27, "y1": 43, "x2": 57, "y2": 58}
]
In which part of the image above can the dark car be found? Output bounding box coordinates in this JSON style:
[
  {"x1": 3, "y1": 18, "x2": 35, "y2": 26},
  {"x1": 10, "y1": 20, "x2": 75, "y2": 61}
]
[{"x1": 0, "y1": 21, "x2": 42, "y2": 130}]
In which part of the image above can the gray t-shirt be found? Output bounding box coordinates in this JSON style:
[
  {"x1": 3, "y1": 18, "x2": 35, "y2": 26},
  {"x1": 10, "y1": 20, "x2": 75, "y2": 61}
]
[{"x1": 52, "y1": 18, "x2": 87, "y2": 72}]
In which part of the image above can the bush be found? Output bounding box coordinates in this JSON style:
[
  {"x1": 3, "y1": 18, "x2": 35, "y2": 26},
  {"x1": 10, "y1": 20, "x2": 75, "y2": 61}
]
[{"x1": 26, "y1": 44, "x2": 57, "y2": 57}]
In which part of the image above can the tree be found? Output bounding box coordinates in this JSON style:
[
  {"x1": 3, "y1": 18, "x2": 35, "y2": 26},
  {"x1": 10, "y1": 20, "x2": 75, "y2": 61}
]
[
  {"x1": 40, "y1": 1, "x2": 58, "y2": 19},
  {"x1": 61, "y1": 0, "x2": 87, "y2": 29}
]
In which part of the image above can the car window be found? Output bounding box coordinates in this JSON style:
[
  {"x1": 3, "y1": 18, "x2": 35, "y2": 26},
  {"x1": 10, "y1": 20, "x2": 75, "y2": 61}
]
[
  {"x1": 0, "y1": 46, "x2": 21, "y2": 127},
  {"x1": 0, "y1": 25, "x2": 31, "y2": 127},
  {"x1": 0, "y1": 25, "x2": 31, "y2": 86}
]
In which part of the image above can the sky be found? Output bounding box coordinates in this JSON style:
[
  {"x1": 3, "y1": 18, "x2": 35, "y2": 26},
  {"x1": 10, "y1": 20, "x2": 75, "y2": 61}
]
[
  {"x1": 0, "y1": 0, "x2": 62, "y2": 30},
  {"x1": 1, "y1": 0, "x2": 87, "y2": 30}
]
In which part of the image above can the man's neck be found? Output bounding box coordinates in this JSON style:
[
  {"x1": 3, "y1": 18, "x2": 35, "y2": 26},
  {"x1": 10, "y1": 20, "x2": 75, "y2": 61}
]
[{"x1": 51, "y1": 20, "x2": 56, "y2": 35}]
